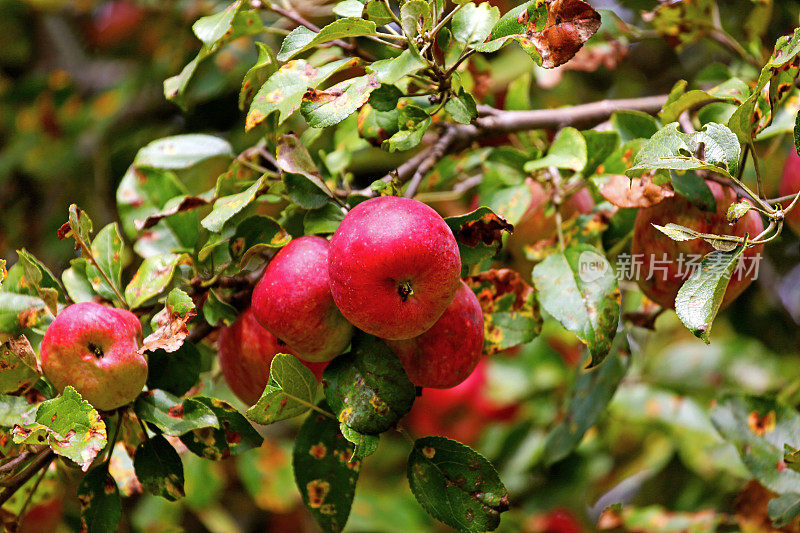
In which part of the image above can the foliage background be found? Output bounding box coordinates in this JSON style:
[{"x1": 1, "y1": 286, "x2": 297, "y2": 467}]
[{"x1": 3, "y1": 0, "x2": 800, "y2": 531}]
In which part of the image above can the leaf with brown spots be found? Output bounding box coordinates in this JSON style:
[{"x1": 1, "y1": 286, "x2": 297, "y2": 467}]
[
  {"x1": 140, "y1": 288, "x2": 196, "y2": 354},
  {"x1": 293, "y1": 402, "x2": 360, "y2": 533},
  {"x1": 133, "y1": 434, "x2": 185, "y2": 501},
  {"x1": 465, "y1": 269, "x2": 542, "y2": 355},
  {"x1": 133, "y1": 390, "x2": 219, "y2": 437},
  {"x1": 246, "y1": 353, "x2": 320, "y2": 425},
  {"x1": 78, "y1": 463, "x2": 122, "y2": 533},
  {"x1": 134, "y1": 196, "x2": 209, "y2": 232},
  {"x1": 0, "y1": 335, "x2": 39, "y2": 394},
  {"x1": 407, "y1": 436, "x2": 509, "y2": 532},
  {"x1": 301, "y1": 74, "x2": 381, "y2": 128},
  {"x1": 181, "y1": 396, "x2": 262, "y2": 459},
  {"x1": 124, "y1": 253, "x2": 185, "y2": 310},
  {"x1": 600, "y1": 174, "x2": 674, "y2": 208},
  {"x1": 445, "y1": 208, "x2": 514, "y2": 268},
  {"x1": 12, "y1": 386, "x2": 107, "y2": 471}
]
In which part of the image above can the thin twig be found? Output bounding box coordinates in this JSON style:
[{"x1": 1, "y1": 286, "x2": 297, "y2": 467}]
[
  {"x1": 0, "y1": 452, "x2": 31, "y2": 475},
  {"x1": 14, "y1": 461, "x2": 49, "y2": 527},
  {"x1": 0, "y1": 449, "x2": 55, "y2": 507},
  {"x1": 404, "y1": 127, "x2": 460, "y2": 199}
]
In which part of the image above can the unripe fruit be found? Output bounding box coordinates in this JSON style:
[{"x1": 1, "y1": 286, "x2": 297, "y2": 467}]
[
  {"x1": 218, "y1": 308, "x2": 326, "y2": 405},
  {"x1": 329, "y1": 196, "x2": 462, "y2": 340},
  {"x1": 779, "y1": 149, "x2": 800, "y2": 236},
  {"x1": 41, "y1": 302, "x2": 146, "y2": 411},
  {"x1": 386, "y1": 280, "x2": 484, "y2": 388},
  {"x1": 252, "y1": 236, "x2": 353, "y2": 362},
  {"x1": 630, "y1": 181, "x2": 763, "y2": 309}
]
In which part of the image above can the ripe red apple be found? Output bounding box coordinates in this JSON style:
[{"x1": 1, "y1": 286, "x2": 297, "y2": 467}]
[
  {"x1": 328, "y1": 196, "x2": 462, "y2": 340},
  {"x1": 780, "y1": 149, "x2": 800, "y2": 236},
  {"x1": 218, "y1": 308, "x2": 327, "y2": 405},
  {"x1": 506, "y1": 179, "x2": 595, "y2": 275},
  {"x1": 40, "y1": 302, "x2": 146, "y2": 411},
  {"x1": 88, "y1": 1, "x2": 145, "y2": 49},
  {"x1": 405, "y1": 359, "x2": 518, "y2": 444},
  {"x1": 18, "y1": 496, "x2": 63, "y2": 533},
  {"x1": 252, "y1": 236, "x2": 353, "y2": 362},
  {"x1": 630, "y1": 180, "x2": 763, "y2": 309},
  {"x1": 385, "y1": 280, "x2": 484, "y2": 388},
  {"x1": 528, "y1": 508, "x2": 585, "y2": 533}
]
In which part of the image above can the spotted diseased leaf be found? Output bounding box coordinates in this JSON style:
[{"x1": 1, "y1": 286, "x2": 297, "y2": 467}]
[
  {"x1": 543, "y1": 346, "x2": 629, "y2": 464},
  {"x1": 124, "y1": 253, "x2": 184, "y2": 309},
  {"x1": 78, "y1": 463, "x2": 122, "y2": 533},
  {"x1": 141, "y1": 288, "x2": 196, "y2": 354},
  {"x1": 383, "y1": 104, "x2": 432, "y2": 152},
  {"x1": 246, "y1": 57, "x2": 358, "y2": 129},
  {"x1": 600, "y1": 174, "x2": 675, "y2": 208},
  {"x1": 367, "y1": 49, "x2": 426, "y2": 84},
  {"x1": 246, "y1": 353, "x2": 320, "y2": 425},
  {"x1": 134, "y1": 196, "x2": 209, "y2": 232},
  {"x1": 293, "y1": 403, "x2": 360, "y2": 533},
  {"x1": 532, "y1": 245, "x2": 620, "y2": 367},
  {"x1": 135, "y1": 134, "x2": 234, "y2": 170},
  {"x1": 240, "y1": 42, "x2": 277, "y2": 111},
  {"x1": 477, "y1": 0, "x2": 600, "y2": 68},
  {"x1": 232, "y1": 215, "x2": 292, "y2": 268},
  {"x1": 675, "y1": 244, "x2": 746, "y2": 344},
  {"x1": 323, "y1": 333, "x2": 415, "y2": 435},
  {"x1": 642, "y1": 0, "x2": 714, "y2": 49},
  {"x1": 407, "y1": 436, "x2": 509, "y2": 532},
  {"x1": 711, "y1": 394, "x2": 800, "y2": 495},
  {"x1": 133, "y1": 434, "x2": 185, "y2": 501},
  {"x1": 727, "y1": 199, "x2": 754, "y2": 223},
  {"x1": 181, "y1": 396, "x2": 263, "y2": 459},
  {"x1": 58, "y1": 204, "x2": 94, "y2": 255},
  {"x1": 134, "y1": 389, "x2": 219, "y2": 437},
  {"x1": 301, "y1": 74, "x2": 381, "y2": 128},
  {"x1": 276, "y1": 134, "x2": 338, "y2": 206},
  {"x1": 0, "y1": 259, "x2": 6, "y2": 289},
  {"x1": 0, "y1": 336, "x2": 39, "y2": 394},
  {"x1": 12, "y1": 386, "x2": 107, "y2": 471},
  {"x1": 278, "y1": 18, "x2": 378, "y2": 61},
  {"x1": 400, "y1": 0, "x2": 432, "y2": 39},
  {"x1": 464, "y1": 269, "x2": 541, "y2": 355},
  {"x1": 339, "y1": 423, "x2": 379, "y2": 461},
  {"x1": 445, "y1": 208, "x2": 513, "y2": 267}
]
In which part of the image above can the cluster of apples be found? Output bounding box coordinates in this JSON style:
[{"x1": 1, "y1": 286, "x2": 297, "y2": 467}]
[{"x1": 220, "y1": 195, "x2": 486, "y2": 405}]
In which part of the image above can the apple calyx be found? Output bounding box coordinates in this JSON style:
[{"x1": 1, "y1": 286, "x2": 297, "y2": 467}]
[{"x1": 397, "y1": 281, "x2": 414, "y2": 301}]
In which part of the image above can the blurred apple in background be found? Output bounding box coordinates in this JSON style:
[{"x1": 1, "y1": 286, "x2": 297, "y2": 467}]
[{"x1": 780, "y1": 148, "x2": 800, "y2": 236}]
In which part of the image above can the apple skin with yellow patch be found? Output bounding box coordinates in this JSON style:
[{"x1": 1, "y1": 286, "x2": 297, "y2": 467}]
[
  {"x1": 218, "y1": 308, "x2": 327, "y2": 405},
  {"x1": 41, "y1": 302, "x2": 146, "y2": 411},
  {"x1": 385, "y1": 280, "x2": 484, "y2": 389},
  {"x1": 252, "y1": 236, "x2": 353, "y2": 362},
  {"x1": 328, "y1": 196, "x2": 462, "y2": 340},
  {"x1": 630, "y1": 180, "x2": 763, "y2": 310}
]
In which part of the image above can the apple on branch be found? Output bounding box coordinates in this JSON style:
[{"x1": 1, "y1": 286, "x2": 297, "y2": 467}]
[
  {"x1": 40, "y1": 302, "x2": 146, "y2": 411},
  {"x1": 328, "y1": 196, "x2": 462, "y2": 340}
]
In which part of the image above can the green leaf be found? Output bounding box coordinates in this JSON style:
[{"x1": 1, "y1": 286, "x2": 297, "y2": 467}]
[
  {"x1": 246, "y1": 353, "x2": 320, "y2": 424},
  {"x1": 364, "y1": 0, "x2": 394, "y2": 26},
  {"x1": 277, "y1": 18, "x2": 378, "y2": 61},
  {"x1": 652, "y1": 223, "x2": 741, "y2": 252},
  {"x1": 675, "y1": 243, "x2": 746, "y2": 343},
  {"x1": 62, "y1": 259, "x2": 97, "y2": 303},
  {"x1": 201, "y1": 176, "x2": 268, "y2": 233},
  {"x1": 12, "y1": 386, "x2": 107, "y2": 471},
  {"x1": 627, "y1": 122, "x2": 740, "y2": 178},
  {"x1": 659, "y1": 78, "x2": 750, "y2": 124},
  {"x1": 78, "y1": 464, "x2": 122, "y2": 533},
  {"x1": 368, "y1": 49, "x2": 426, "y2": 84},
  {"x1": 451, "y1": 2, "x2": 500, "y2": 45},
  {"x1": 231, "y1": 215, "x2": 292, "y2": 268},
  {"x1": 333, "y1": 0, "x2": 364, "y2": 18},
  {"x1": 445, "y1": 88, "x2": 478, "y2": 125},
  {"x1": 239, "y1": 42, "x2": 278, "y2": 110},
  {"x1": 369, "y1": 84, "x2": 404, "y2": 112},
  {"x1": 400, "y1": 0, "x2": 432, "y2": 39},
  {"x1": 711, "y1": 394, "x2": 800, "y2": 495},
  {"x1": 134, "y1": 434, "x2": 185, "y2": 501},
  {"x1": 524, "y1": 127, "x2": 587, "y2": 172},
  {"x1": 0, "y1": 394, "x2": 37, "y2": 427},
  {"x1": 795, "y1": 105, "x2": 800, "y2": 157},
  {"x1": 670, "y1": 170, "x2": 716, "y2": 211},
  {"x1": 0, "y1": 337, "x2": 38, "y2": 394},
  {"x1": 181, "y1": 397, "x2": 263, "y2": 459},
  {"x1": 124, "y1": 253, "x2": 183, "y2": 309},
  {"x1": 532, "y1": 245, "x2": 620, "y2": 367},
  {"x1": 465, "y1": 269, "x2": 542, "y2": 355},
  {"x1": 165, "y1": 5, "x2": 264, "y2": 109},
  {"x1": 583, "y1": 130, "x2": 620, "y2": 176},
  {"x1": 16, "y1": 249, "x2": 61, "y2": 315},
  {"x1": 769, "y1": 493, "x2": 800, "y2": 528},
  {"x1": 407, "y1": 436, "x2": 509, "y2": 532},
  {"x1": 293, "y1": 403, "x2": 360, "y2": 533},
  {"x1": 610, "y1": 110, "x2": 660, "y2": 142},
  {"x1": 323, "y1": 333, "x2": 415, "y2": 434},
  {"x1": 302, "y1": 74, "x2": 381, "y2": 128},
  {"x1": 384, "y1": 104, "x2": 432, "y2": 152},
  {"x1": 445, "y1": 207, "x2": 513, "y2": 267},
  {"x1": 304, "y1": 203, "x2": 346, "y2": 235},
  {"x1": 146, "y1": 342, "x2": 202, "y2": 397},
  {"x1": 136, "y1": 134, "x2": 234, "y2": 170},
  {"x1": 543, "y1": 347, "x2": 629, "y2": 464},
  {"x1": 246, "y1": 57, "x2": 357, "y2": 129},
  {"x1": 340, "y1": 423, "x2": 379, "y2": 460},
  {"x1": 85, "y1": 223, "x2": 125, "y2": 302},
  {"x1": 134, "y1": 390, "x2": 219, "y2": 437}
]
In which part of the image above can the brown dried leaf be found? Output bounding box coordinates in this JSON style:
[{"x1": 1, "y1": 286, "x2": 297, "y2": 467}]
[
  {"x1": 529, "y1": 0, "x2": 602, "y2": 68},
  {"x1": 140, "y1": 306, "x2": 196, "y2": 354},
  {"x1": 457, "y1": 213, "x2": 514, "y2": 248},
  {"x1": 601, "y1": 174, "x2": 674, "y2": 208}
]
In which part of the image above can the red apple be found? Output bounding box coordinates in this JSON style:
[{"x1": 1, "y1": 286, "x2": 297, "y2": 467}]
[
  {"x1": 41, "y1": 302, "x2": 146, "y2": 411},
  {"x1": 252, "y1": 236, "x2": 353, "y2": 362},
  {"x1": 780, "y1": 149, "x2": 800, "y2": 236},
  {"x1": 528, "y1": 508, "x2": 585, "y2": 533},
  {"x1": 328, "y1": 196, "x2": 462, "y2": 340},
  {"x1": 18, "y1": 496, "x2": 63, "y2": 533},
  {"x1": 630, "y1": 180, "x2": 763, "y2": 309},
  {"x1": 385, "y1": 280, "x2": 484, "y2": 388},
  {"x1": 405, "y1": 359, "x2": 518, "y2": 444},
  {"x1": 218, "y1": 308, "x2": 327, "y2": 405},
  {"x1": 88, "y1": 1, "x2": 145, "y2": 49},
  {"x1": 506, "y1": 179, "x2": 595, "y2": 275}
]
